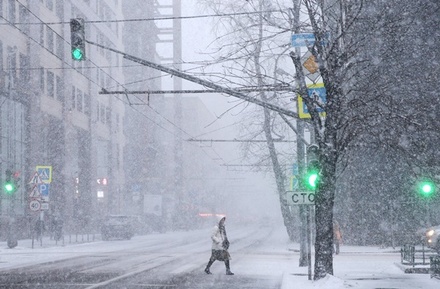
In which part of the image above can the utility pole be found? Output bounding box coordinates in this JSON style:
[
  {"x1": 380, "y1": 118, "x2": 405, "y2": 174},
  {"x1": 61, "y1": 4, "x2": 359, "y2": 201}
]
[
  {"x1": 291, "y1": 0, "x2": 309, "y2": 268},
  {"x1": 173, "y1": 0, "x2": 184, "y2": 230}
]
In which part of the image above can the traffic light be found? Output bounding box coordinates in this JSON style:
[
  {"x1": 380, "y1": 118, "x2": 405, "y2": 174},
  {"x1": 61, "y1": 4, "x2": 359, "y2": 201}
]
[
  {"x1": 4, "y1": 181, "x2": 15, "y2": 193},
  {"x1": 304, "y1": 144, "x2": 320, "y2": 190},
  {"x1": 70, "y1": 18, "x2": 86, "y2": 61},
  {"x1": 418, "y1": 180, "x2": 435, "y2": 198},
  {"x1": 4, "y1": 169, "x2": 17, "y2": 195},
  {"x1": 305, "y1": 168, "x2": 319, "y2": 190}
]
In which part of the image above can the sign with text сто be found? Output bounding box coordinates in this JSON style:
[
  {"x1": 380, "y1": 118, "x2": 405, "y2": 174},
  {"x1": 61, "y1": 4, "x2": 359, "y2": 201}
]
[{"x1": 285, "y1": 191, "x2": 315, "y2": 205}]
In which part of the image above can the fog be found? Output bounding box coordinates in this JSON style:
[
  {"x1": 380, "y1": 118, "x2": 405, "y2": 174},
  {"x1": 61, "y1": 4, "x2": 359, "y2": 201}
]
[{"x1": 0, "y1": 0, "x2": 439, "y2": 286}]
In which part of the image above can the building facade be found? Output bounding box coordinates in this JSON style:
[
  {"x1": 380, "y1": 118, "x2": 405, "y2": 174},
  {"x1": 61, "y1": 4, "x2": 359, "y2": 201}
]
[{"x1": 0, "y1": 0, "x2": 126, "y2": 236}]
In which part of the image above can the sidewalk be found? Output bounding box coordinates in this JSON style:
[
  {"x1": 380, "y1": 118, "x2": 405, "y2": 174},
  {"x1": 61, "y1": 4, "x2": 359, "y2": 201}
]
[
  {"x1": 0, "y1": 233, "x2": 101, "y2": 270},
  {"x1": 279, "y1": 244, "x2": 438, "y2": 289},
  {"x1": 2, "y1": 232, "x2": 100, "y2": 249}
]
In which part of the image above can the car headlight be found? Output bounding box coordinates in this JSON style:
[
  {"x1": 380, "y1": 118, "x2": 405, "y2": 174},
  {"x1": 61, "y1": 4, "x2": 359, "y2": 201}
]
[{"x1": 427, "y1": 229, "x2": 435, "y2": 237}]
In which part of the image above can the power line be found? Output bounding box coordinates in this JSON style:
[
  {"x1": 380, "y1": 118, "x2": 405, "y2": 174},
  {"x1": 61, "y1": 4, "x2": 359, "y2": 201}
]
[
  {"x1": 2, "y1": 2, "x2": 186, "y2": 142},
  {"x1": 187, "y1": 139, "x2": 295, "y2": 143},
  {"x1": 8, "y1": 1, "x2": 230, "y2": 168},
  {"x1": 99, "y1": 86, "x2": 296, "y2": 96},
  {"x1": 19, "y1": 1, "x2": 203, "y2": 141},
  {"x1": 2, "y1": 10, "x2": 283, "y2": 26}
]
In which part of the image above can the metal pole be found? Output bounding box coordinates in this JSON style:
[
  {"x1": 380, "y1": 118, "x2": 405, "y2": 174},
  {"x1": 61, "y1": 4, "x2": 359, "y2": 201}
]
[
  {"x1": 85, "y1": 40, "x2": 298, "y2": 119},
  {"x1": 307, "y1": 205, "x2": 312, "y2": 280}
]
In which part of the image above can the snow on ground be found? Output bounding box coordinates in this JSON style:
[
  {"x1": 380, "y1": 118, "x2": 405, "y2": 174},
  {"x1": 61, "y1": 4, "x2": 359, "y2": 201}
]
[{"x1": 0, "y1": 226, "x2": 438, "y2": 288}]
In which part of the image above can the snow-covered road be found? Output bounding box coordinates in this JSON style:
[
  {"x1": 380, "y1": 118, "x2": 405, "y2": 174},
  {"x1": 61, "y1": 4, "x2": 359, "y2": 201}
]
[{"x1": 0, "y1": 224, "x2": 438, "y2": 288}]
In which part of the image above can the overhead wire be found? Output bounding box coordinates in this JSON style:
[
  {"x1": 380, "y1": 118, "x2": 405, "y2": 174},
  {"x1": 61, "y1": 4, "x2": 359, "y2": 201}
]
[
  {"x1": 1, "y1": 9, "x2": 284, "y2": 26},
  {"x1": 24, "y1": 1, "x2": 200, "y2": 136},
  {"x1": 8, "y1": 0, "x2": 229, "y2": 165},
  {"x1": 3, "y1": 1, "x2": 177, "y2": 138}
]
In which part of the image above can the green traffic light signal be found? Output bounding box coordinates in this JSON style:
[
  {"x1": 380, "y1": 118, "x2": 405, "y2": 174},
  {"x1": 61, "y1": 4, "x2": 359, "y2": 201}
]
[
  {"x1": 419, "y1": 181, "x2": 435, "y2": 197},
  {"x1": 4, "y1": 182, "x2": 15, "y2": 194},
  {"x1": 304, "y1": 170, "x2": 319, "y2": 190},
  {"x1": 72, "y1": 48, "x2": 84, "y2": 61},
  {"x1": 308, "y1": 172, "x2": 318, "y2": 188}
]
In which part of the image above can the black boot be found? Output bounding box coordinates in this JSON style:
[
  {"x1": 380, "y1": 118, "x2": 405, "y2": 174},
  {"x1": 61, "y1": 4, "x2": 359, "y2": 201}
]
[
  {"x1": 225, "y1": 260, "x2": 234, "y2": 275},
  {"x1": 205, "y1": 260, "x2": 214, "y2": 274},
  {"x1": 205, "y1": 267, "x2": 212, "y2": 274}
]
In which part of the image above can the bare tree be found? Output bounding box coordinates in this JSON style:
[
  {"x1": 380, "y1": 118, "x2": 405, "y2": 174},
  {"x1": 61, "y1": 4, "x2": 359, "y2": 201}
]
[{"x1": 197, "y1": 0, "x2": 439, "y2": 280}]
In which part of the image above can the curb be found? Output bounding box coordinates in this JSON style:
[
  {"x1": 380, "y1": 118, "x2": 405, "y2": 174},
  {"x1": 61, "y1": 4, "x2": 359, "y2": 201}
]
[{"x1": 394, "y1": 262, "x2": 429, "y2": 274}]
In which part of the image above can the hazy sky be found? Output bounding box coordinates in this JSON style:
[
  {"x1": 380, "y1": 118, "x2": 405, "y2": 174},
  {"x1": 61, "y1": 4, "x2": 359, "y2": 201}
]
[{"x1": 178, "y1": 2, "x2": 282, "y2": 221}]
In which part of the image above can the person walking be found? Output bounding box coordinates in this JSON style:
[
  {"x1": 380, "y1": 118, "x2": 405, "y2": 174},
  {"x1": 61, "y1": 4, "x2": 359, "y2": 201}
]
[
  {"x1": 204, "y1": 216, "x2": 234, "y2": 275},
  {"x1": 333, "y1": 220, "x2": 342, "y2": 255}
]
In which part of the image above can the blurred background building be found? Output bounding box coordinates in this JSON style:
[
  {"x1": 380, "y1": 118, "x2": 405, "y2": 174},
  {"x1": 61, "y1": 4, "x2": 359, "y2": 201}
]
[{"x1": 0, "y1": 0, "x2": 229, "y2": 238}]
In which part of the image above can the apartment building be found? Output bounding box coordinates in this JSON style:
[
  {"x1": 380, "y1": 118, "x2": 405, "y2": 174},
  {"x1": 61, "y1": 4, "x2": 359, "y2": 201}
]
[{"x1": 0, "y1": 0, "x2": 126, "y2": 235}]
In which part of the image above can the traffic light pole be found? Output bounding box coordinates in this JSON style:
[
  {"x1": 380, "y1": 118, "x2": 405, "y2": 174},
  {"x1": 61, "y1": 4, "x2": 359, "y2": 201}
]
[
  {"x1": 7, "y1": 188, "x2": 18, "y2": 248},
  {"x1": 297, "y1": 120, "x2": 308, "y2": 267}
]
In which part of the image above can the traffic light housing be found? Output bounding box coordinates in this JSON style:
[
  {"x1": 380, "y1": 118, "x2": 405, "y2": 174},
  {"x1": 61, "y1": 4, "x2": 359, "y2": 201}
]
[
  {"x1": 418, "y1": 180, "x2": 435, "y2": 198},
  {"x1": 70, "y1": 18, "x2": 86, "y2": 61},
  {"x1": 4, "y1": 169, "x2": 19, "y2": 195},
  {"x1": 304, "y1": 144, "x2": 320, "y2": 190}
]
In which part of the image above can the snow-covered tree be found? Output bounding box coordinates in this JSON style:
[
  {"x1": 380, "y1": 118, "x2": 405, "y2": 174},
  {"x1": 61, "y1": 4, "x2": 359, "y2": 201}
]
[{"x1": 197, "y1": 0, "x2": 439, "y2": 279}]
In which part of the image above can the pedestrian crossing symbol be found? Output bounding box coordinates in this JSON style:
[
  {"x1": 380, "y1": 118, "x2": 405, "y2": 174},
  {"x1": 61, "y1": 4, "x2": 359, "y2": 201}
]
[{"x1": 36, "y1": 166, "x2": 52, "y2": 183}]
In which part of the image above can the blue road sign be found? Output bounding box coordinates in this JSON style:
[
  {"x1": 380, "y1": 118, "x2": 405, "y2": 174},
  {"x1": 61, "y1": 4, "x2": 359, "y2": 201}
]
[
  {"x1": 291, "y1": 32, "x2": 330, "y2": 47},
  {"x1": 303, "y1": 86, "x2": 326, "y2": 114},
  {"x1": 36, "y1": 166, "x2": 52, "y2": 183},
  {"x1": 291, "y1": 33, "x2": 316, "y2": 47},
  {"x1": 39, "y1": 183, "x2": 50, "y2": 196},
  {"x1": 297, "y1": 83, "x2": 327, "y2": 119}
]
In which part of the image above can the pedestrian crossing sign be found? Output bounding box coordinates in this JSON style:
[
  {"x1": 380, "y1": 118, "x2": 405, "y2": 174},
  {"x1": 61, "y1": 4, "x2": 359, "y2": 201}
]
[
  {"x1": 36, "y1": 166, "x2": 52, "y2": 183},
  {"x1": 297, "y1": 83, "x2": 327, "y2": 119}
]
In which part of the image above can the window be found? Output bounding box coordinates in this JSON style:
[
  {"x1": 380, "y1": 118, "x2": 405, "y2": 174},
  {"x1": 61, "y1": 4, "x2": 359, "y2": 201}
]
[
  {"x1": 46, "y1": 28, "x2": 54, "y2": 52},
  {"x1": 7, "y1": 46, "x2": 16, "y2": 87},
  {"x1": 55, "y1": 0, "x2": 63, "y2": 18},
  {"x1": 56, "y1": 75, "x2": 63, "y2": 103},
  {"x1": 8, "y1": 0, "x2": 15, "y2": 22},
  {"x1": 100, "y1": 70, "x2": 105, "y2": 87},
  {"x1": 19, "y1": 53, "x2": 29, "y2": 83},
  {"x1": 100, "y1": 103, "x2": 105, "y2": 123},
  {"x1": 39, "y1": 67, "x2": 45, "y2": 92},
  {"x1": 18, "y1": 4, "x2": 29, "y2": 34},
  {"x1": 71, "y1": 86, "x2": 76, "y2": 109},
  {"x1": 56, "y1": 34, "x2": 63, "y2": 58},
  {"x1": 77, "y1": 89, "x2": 83, "y2": 112},
  {"x1": 0, "y1": 0, "x2": 3, "y2": 18},
  {"x1": 105, "y1": 107, "x2": 111, "y2": 125},
  {"x1": 84, "y1": 93, "x2": 90, "y2": 116},
  {"x1": 105, "y1": 75, "x2": 110, "y2": 88},
  {"x1": 40, "y1": 25, "x2": 44, "y2": 45},
  {"x1": 47, "y1": 71, "x2": 54, "y2": 97},
  {"x1": 46, "y1": 0, "x2": 53, "y2": 11}
]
